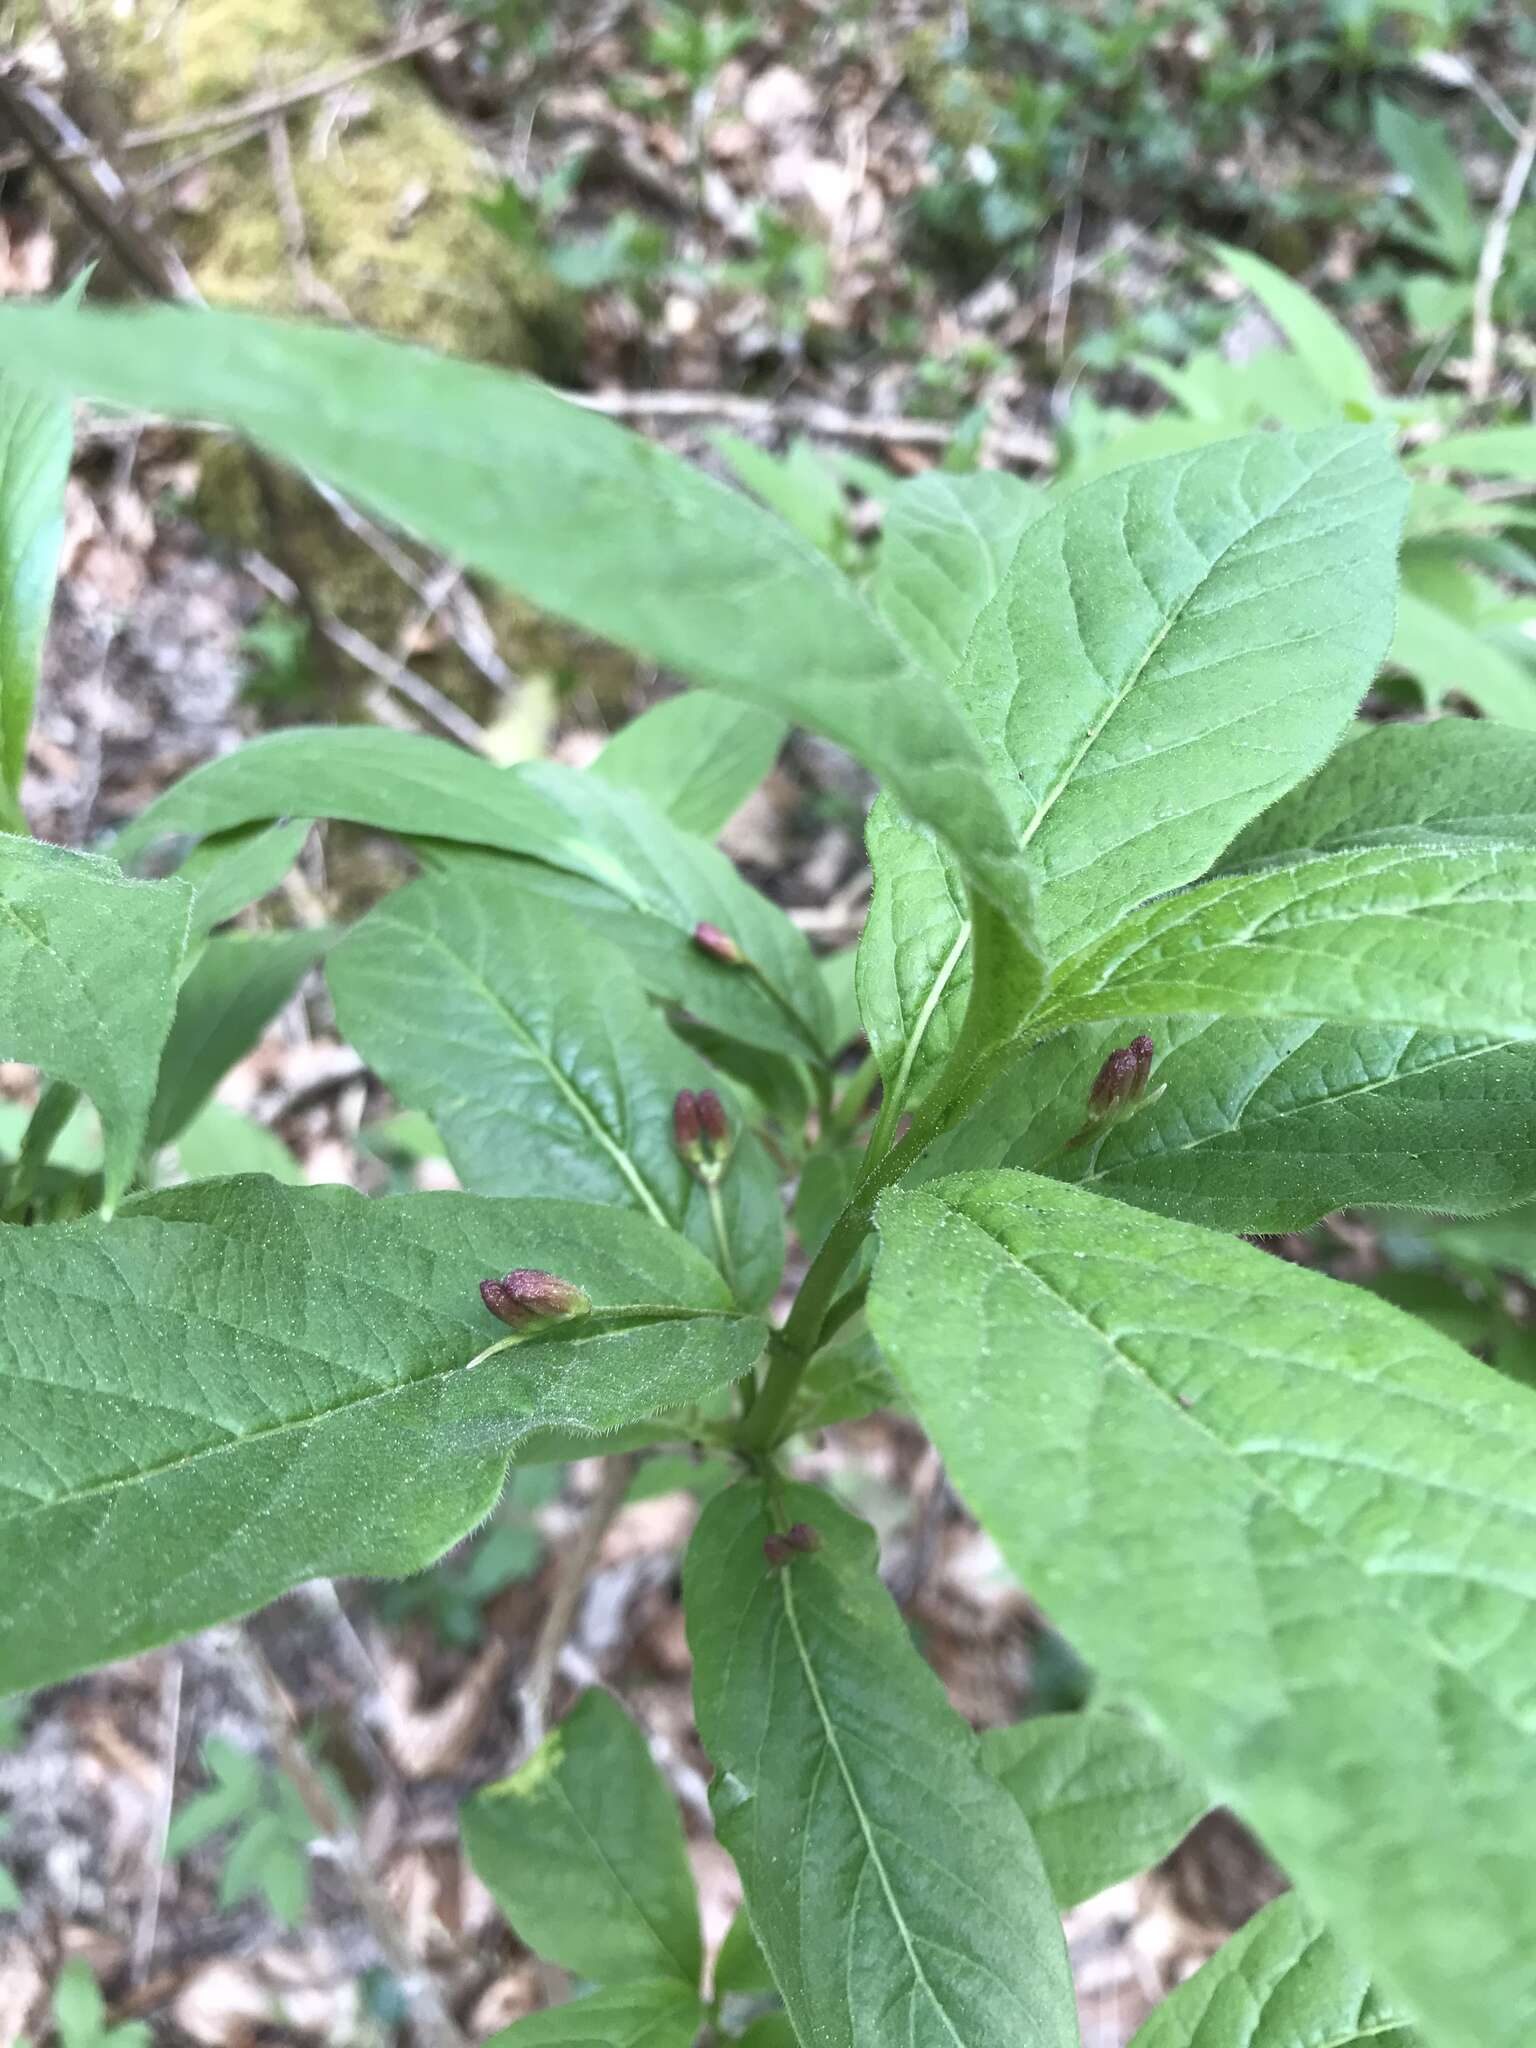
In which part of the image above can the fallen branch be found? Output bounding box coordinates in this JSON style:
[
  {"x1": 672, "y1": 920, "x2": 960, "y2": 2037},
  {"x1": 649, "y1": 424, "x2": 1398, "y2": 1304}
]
[
  {"x1": 1469, "y1": 83, "x2": 1536, "y2": 405},
  {"x1": 568, "y1": 388, "x2": 1056, "y2": 469},
  {"x1": 516, "y1": 1453, "x2": 640, "y2": 1756},
  {"x1": 238, "y1": 1632, "x2": 469, "y2": 2048}
]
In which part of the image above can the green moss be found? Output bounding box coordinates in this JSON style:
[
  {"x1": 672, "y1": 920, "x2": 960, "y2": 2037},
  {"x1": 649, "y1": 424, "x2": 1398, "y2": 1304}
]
[
  {"x1": 83, "y1": 0, "x2": 574, "y2": 367},
  {"x1": 70, "y1": 0, "x2": 598, "y2": 704}
]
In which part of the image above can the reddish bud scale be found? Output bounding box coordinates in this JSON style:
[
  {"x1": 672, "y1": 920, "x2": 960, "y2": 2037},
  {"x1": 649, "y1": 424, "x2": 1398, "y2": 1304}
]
[
  {"x1": 693, "y1": 921, "x2": 746, "y2": 967},
  {"x1": 696, "y1": 1089, "x2": 729, "y2": 1148},
  {"x1": 673, "y1": 1089, "x2": 704, "y2": 1157},
  {"x1": 479, "y1": 1269, "x2": 591, "y2": 1329},
  {"x1": 764, "y1": 1522, "x2": 821, "y2": 1568},
  {"x1": 674, "y1": 1086, "x2": 732, "y2": 1181}
]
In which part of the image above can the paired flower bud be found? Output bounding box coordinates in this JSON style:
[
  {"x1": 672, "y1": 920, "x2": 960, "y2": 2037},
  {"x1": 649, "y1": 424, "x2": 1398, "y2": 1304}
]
[
  {"x1": 1087, "y1": 1033, "x2": 1155, "y2": 1117},
  {"x1": 763, "y1": 1522, "x2": 821, "y2": 1568},
  {"x1": 674, "y1": 1087, "x2": 732, "y2": 1184},
  {"x1": 1067, "y1": 1034, "x2": 1162, "y2": 1149},
  {"x1": 479, "y1": 1269, "x2": 591, "y2": 1330},
  {"x1": 693, "y1": 921, "x2": 747, "y2": 968}
]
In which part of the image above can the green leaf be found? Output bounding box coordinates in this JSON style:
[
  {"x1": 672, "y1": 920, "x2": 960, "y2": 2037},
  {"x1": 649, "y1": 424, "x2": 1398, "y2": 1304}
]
[
  {"x1": 953, "y1": 429, "x2": 1405, "y2": 950},
  {"x1": 117, "y1": 732, "x2": 831, "y2": 1062},
  {"x1": 980, "y1": 1710, "x2": 1207, "y2": 1909},
  {"x1": 870, "y1": 1167, "x2": 1536, "y2": 2048},
  {"x1": 1222, "y1": 720, "x2": 1536, "y2": 869},
  {"x1": 715, "y1": 431, "x2": 850, "y2": 561},
  {"x1": 1130, "y1": 1892, "x2": 1417, "y2": 2048},
  {"x1": 0, "y1": 366, "x2": 71, "y2": 830},
  {"x1": 592, "y1": 693, "x2": 784, "y2": 836},
  {"x1": 1411, "y1": 426, "x2": 1536, "y2": 479},
  {"x1": 1041, "y1": 845, "x2": 1536, "y2": 1040},
  {"x1": 872, "y1": 468, "x2": 1045, "y2": 677},
  {"x1": 1375, "y1": 99, "x2": 1480, "y2": 274},
  {"x1": 327, "y1": 860, "x2": 784, "y2": 1309},
  {"x1": 147, "y1": 928, "x2": 329, "y2": 1151},
  {"x1": 714, "y1": 1906, "x2": 774, "y2": 1997},
  {"x1": 483, "y1": 1981, "x2": 707, "y2": 2048},
  {"x1": 856, "y1": 799, "x2": 972, "y2": 1125},
  {"x1": 948, "y1": 1014, "x2": 1536, "y2": 1233},
  {"x1": 0, "y1": 838, "x2": 191, "y2": 1210},
  {"x1": 169, "y1": 1101, "x2": 302, "y2": 1185},
  {"x1": 161, "y1": 818, "x2": 314, "y2": 935},
  {"x1": 0, "y1": 1178, "x2": 765, "y2": 1691},
  {"x1": 734, "y1": 2018, "x2": 799, "y2": 2048},
  {"x1": 0, "y1": 302, "x2": 1039, "y2": 950},
  {"x1": 685, "y1": 1479, "x2": 1078, "y2": 2048},
  {"x1": 1211, "y1": 246, "x2": 1379, "y2": 414},
  {"x1": 1390, "y1": 591, "x2": 1536, "y2": 726},
  {"x1": 463, "y1": 1689, "x2": 701, "y2": 1987}
]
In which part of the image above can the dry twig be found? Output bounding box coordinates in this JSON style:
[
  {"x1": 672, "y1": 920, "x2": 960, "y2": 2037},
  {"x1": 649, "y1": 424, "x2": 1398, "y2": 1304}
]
[
  {"x1": 237, "y1": 1632, "x2": 469, "y2": 2048},
  {"x1": 1470, "y1": 84, "x2": 1536, "y2": 405},
  {"x1": 129, "y1": 1653, "x2": 183, "y2": 1985},
  {"x1": 516, "y1": 1454, "x2": 640, "y2": 1756},
  {"x1": 571, "y1": 387, "x2": 1055, "y2": 469},
  {"x1": 264, "y1": 116, "x2": 352, "y2": 323}
]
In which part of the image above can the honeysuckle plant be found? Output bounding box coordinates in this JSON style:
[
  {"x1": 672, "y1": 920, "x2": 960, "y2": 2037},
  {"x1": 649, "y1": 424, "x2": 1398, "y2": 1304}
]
[{"x1": 0, "y1": 294, "x2": 1534, "y2": 2048}]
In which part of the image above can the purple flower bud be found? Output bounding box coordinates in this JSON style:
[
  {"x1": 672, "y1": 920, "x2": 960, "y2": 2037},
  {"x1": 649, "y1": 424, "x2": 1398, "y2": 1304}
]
[
  {"x1": 762, "y1": 1532, "x2": 794, "y2": 1568},
  {"x1": 1129, "y1": 1034, "x2": 1155, "y2": 1096},
  {"x1": 696, "y1": 1089, "x2": 729, "y2": 1149},
  {"x1": 674, "y1": 1086, "x2": 732, "y2": 1182},
  {"x1": 1067, "y1": 1034, "x2": 1158, "y2": 1150},
  {"x1": 479, "y1": 1269, "x2": 591, "y2": 1329},
  {"x1": 673, "y1": 1089, "x2": 704, "y2": 1160},
  {"x1": 783, "y1": 1522, "x2": 821, "y2": 1554},
  {"x1": 694, "y1": 921, "x2": 746, "y2": 967},
  {"x1": 1087, "y1": 1044, "x2": 1141, "y2": 1118}
]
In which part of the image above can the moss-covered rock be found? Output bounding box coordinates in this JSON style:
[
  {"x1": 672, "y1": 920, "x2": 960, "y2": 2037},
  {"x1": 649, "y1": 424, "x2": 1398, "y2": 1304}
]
[
  {"x1": 85, "y1": 0, "x2": 569, "y2": 363},
  {"x1": 57, "y1": 0, "x2": 596, "y2": 712}
]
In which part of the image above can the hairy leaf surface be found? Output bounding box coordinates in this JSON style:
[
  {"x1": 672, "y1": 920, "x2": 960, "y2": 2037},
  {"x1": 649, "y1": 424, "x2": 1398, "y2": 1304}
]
[
  {"x1": 1130, "y1": 1892, "x2": 1416, "y2": 2048},
  {"x1": 1042, "y1": 845, "x2": 1536, "y2": 1039},
  {"x1": 116, "y1": 732, "x2": 830, "y2": 1062},
  {"x1": 484, "y1": 1982, "x2": 706, "y2": 2048},
  {"x1": 953, "y1": 428, "x2": 1404, "y2": 949},
  {"x1": 463, "y1": 1689, "x2": 700, "y2": 1987},
  {"x1": 927, "y1": 1015, "x2": 1536, "y2": 1231},
  {"x1": 0, "y1": 1179, "x2": 764, "y2": 1690},
  {"x1": 686, "y1": 1480, "x2": 1078, "y2": 2048},
  {"x1": 871, "y1": 1168, "x2": 1536, "y2": 2048},
  {"x1": 1222, "y1": 721, "x2": 1536, "y2": 869},
  {"x1": 0, "y1": 839, "x2": 190, "y2": 1208},
  {"x1": 873, "y1": 468, "x2": 1046, "y2": 677},
  {"x1": 329, "y1": 866, "x2": 783, "y2": 1307},
  {"x1": 592, "y1": 692, "x2": 783, "y2": 835},
  {"x1": 856, "y1": 799, "x2": 973, "y2": 1124},
  {"x1": 981, "y1": 1711, "x2": 1207, "y2": 1908},
  {"x1": 0, "y1": 302, "x2": 1040, "y2": 948}
]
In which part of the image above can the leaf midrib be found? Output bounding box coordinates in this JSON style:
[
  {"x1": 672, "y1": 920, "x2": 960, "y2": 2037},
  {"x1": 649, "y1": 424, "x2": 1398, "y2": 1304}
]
[
  {"x1": 1015, "y1": 438, "x2": 1360, "y2": 859},
  {"x1": 1075, "y1": 1028, "x2": 1520, "y2": 1180},
  {"x1": 777, "y1": 1562, "x2": 967, "y2": 2048},
  {"x1": 0, "y1": 1302, "x2": 731, "y2": 1524},
  {"x1": 381, "y1": 914, "x2": 672, "y2": 1230},
  {"x1": 547, "y1": 1775, "x2": 698, "y2": 1984}
]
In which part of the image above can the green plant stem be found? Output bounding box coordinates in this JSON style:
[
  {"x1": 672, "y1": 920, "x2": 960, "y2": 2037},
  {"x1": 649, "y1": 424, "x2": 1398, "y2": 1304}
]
[
  {"x1": 2, "y1": 1080, "x2": 80, "y2": 1221},
  {"x1": 705, "y1": 1176, "x2": 738, "y2": 1300},
  {"x1": 737, "y1": 1090, "x2": 952, "y2": 1454},
  {"x1": 826, "y1": 1049, "x2": 881, "y2": 1141}
]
